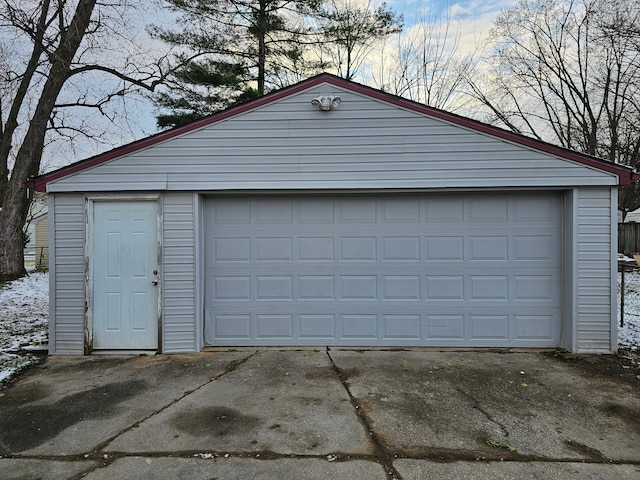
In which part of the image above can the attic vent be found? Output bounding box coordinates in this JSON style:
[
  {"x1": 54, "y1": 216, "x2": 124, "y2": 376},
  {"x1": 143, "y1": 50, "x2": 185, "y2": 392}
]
[{"x1": 311, "y1": 95, "x2": 341, "y2": 111}]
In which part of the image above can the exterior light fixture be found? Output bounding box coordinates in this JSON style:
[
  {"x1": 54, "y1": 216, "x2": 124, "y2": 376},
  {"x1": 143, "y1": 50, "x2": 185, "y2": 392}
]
[{"x1": 311, "y1": 95, "x2": 342, "y2": 111}]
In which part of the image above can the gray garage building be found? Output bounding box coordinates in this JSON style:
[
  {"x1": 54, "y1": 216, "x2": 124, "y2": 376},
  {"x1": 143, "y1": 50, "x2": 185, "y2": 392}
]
[{"x1": 31, "y1": 74, "x2": 636, "y2": 355}]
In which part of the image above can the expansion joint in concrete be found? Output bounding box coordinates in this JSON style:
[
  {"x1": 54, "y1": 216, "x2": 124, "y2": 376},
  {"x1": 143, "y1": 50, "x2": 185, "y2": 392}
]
[{"x1": 325, "y1": 347, "x2": 403, "y2": 480}]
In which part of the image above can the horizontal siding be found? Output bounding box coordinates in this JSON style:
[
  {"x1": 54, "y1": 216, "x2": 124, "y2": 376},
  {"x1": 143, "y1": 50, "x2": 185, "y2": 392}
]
[
  {"x1": 162, "y1": 193, "x2": 197, "y2": 353},
  {"x1": 575, "y1": 188, "x2": 614, "y2": 353},
  {"x1": 51, "y1": 194, "x2": 85, "y2": 354},
  {"x1": 47, "y1": 83, "x2": 617, "y2": 193},
  {"x1": 35, "y1": 217, "x2": 49, "y2": 268}
]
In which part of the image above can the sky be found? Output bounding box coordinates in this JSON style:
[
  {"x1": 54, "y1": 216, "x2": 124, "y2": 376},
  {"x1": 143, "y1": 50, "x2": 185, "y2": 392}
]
[{"x1": 388, "y1": 0, "x2": 518, "y2": 53}]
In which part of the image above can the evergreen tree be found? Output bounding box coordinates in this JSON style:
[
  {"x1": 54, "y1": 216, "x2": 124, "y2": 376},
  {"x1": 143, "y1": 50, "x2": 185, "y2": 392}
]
[
  {"x1": 151, "y1": 0, "x2": 324, "y2": 128},
  {"x1": 317, "y1": 0, "x2": 403, "y2": 80},
  {"x1": 154, "y1": 59, "x2": 259, "y2": 128}
]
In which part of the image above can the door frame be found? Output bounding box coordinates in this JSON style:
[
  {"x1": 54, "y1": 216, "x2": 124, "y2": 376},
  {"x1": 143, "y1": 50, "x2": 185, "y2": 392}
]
[{"x1": 85, "y1": 194, "x2": 162, "y2": 353}]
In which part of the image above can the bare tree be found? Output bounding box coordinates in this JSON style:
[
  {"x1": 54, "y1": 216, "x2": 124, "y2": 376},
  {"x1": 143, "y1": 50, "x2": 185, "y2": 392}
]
[
  {"x1": 367, "y1": 8, "x2": 477, "y2": 111},
  {"x1": 468, "y1": 0, "x2": 640, "y2": 209},
  {"x1": 0, "y1": 0, "x2": 169, "y2": 281}
]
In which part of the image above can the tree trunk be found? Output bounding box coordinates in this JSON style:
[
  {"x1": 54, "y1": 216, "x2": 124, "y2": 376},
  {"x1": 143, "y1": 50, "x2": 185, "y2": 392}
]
[
  {"x1": 0, "y1": 0, "x2": 51, "y2": 210},
  {"x1": 0, "y1": 0, "x2": 97, "y2": 281},
  {"x1": 257, "y1": 0, "x2": 267, "y2": 95}
]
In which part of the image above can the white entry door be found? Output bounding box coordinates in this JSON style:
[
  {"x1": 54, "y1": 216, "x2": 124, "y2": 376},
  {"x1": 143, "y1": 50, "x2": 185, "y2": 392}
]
[{"x1": 91, "y1": 201, "x2": 159, "y2": 350}]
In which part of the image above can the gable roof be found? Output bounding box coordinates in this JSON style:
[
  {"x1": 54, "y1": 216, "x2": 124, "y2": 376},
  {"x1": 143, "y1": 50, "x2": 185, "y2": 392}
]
[{"x1": 29, "y1": 73, "x2": 638, "y2": 192}]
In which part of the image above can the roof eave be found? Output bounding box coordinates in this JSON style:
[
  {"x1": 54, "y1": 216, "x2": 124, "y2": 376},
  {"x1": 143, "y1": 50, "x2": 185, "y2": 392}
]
[{"x1": 29, "y1": 73, "x2": 639, "y2": 191}]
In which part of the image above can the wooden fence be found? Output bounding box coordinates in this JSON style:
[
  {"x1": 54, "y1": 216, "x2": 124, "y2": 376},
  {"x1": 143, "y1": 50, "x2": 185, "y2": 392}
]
[{"x1": 619, "y1": 223, "x2": 640, "y2": 254}]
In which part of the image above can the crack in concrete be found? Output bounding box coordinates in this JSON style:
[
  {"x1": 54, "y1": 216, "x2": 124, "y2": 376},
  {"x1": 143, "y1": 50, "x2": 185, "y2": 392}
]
[
  {"x1": 453, "y1": 383, "x2": 511, "y2": 440},
  {"x1": 563, "y1": 440, "x2": 609, "y2": 462},
  {"x1": 326, "y1": 347, "x2": 403, "y2": 480}
]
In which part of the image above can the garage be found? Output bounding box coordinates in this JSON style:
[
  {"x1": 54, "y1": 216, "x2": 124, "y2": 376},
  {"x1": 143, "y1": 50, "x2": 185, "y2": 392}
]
[
  {"x1": 204, "y1": 192, "x2": 562, "y2": 347},
  {"x1": 33, "y1": 73, "x2": 636, "y2": 355}
]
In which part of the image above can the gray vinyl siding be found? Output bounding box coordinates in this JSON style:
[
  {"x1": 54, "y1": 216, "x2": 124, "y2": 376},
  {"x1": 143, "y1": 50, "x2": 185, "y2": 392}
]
[
  {"x1": 162, "y1": 193, "x2": 198, "y2": 353},
  {"x1": 49, "y1": 194, "x2": 85, "y2": 355},
  {"x1": 46, "y1": 84, "x2": 618, "y2": 193},
  {"x1": 575, "y1": 188, "x2": 615, "y2": 353}
]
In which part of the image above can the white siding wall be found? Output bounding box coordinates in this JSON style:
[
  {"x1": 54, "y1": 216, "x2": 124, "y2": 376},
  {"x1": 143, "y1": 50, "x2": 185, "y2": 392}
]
[
  {"x1": 47, "y1": 84, "x2": 617, "y2": 193},
  {"x1": 162, "y1": 193, "x2": 198, "y2": 353},
  {"x1": 49, "y1": 194, "x2": 85, "y2": 354},
  {"x1": 575, "y1": 187, "x2": 616, "y2": 353}
]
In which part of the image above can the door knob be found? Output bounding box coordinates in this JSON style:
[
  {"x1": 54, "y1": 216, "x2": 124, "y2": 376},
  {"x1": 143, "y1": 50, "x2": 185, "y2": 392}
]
[{"x1": 151, "y1": 280, "x2": 158, "y2": 286}]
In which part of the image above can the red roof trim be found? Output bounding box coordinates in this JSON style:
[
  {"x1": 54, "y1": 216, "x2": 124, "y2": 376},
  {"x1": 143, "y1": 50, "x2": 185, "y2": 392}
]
[
  {"x1": 30, "y1": 73, "x2": 637, "y2": 191},
  {"x1": 316, "y1": 75, "x2": 637, "y2": 185}
]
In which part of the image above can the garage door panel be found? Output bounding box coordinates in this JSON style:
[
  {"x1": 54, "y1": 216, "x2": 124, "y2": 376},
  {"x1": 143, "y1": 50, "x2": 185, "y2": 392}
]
[
  {"x1": 469, "y1": 275, "x2": 509, "y2": 300},
  {"x1": 299, "y1": 275, "x2": 335, "y2": 299},
  {"x1": 255, "y1": 237, "x2": 293, "y2": 260},
  {"x1": 426, "y1": 237, "x2": 464, "y2": 260},
  {"x1": 339, "y1": 200, "x2": 377, "y2": 223},
  {"x1": 213, "y1": 276, "x2": 251, "y2": 300},
  {"x1": 514, "y1": 235, "x2": 555, "y2": 260},
  {"x1": 207, "y1": 313, "x2": 251, "y2": 341},
  {"x1": 256, "y1": 315, "x2": 293, "y2": 339},
  {"x1": 340, "y1": 237, "x2": 377, "y2": 260},
  {"x1": 205, "y1": 311, "x2": 562, "y2": 347},
  {"x1": 514, "y1": 275, "x2": 554, "y2": 300},
  {"x1": 209, "y1": 273, "x2": 560, "y2": 303},
  {"x1": 469, "y1": 236, "x2": 509, "y2": 261},
  {"x1": 382, "y1": 236, "x2": 421, "y2": 260},
  {"x1": 256, "y1": 200, "x2": 293, "y2": 223},
  {"x1": 212, "y1": 199, "x2": 251, "y2": 224},
  {"x1": 514, "y1": 196, "x2": 557, "y2": 221},
  {"x1": 470, "y1": 315, "x2": 510, "y2": 339},
  {"x1": 298, "y1": 200, "x2": 335, "y2": 223},
  {"x1": 383, "y1": 315, "x2": 422, "y2": 339},
  {"x1": 339, "y1": 275, "x2": 377, "y2": 299},
  {"x1": 469, "y1": 197, "x2": 508, "y2": 221},
  {"x1": 214, "y1": 237, "x2": 251, "y2": 261},
  {"x1": 426, "y1": 276, "x2": 465, "y2": 300},
  {"x1": 300, "y1": 314, "x2": 335, "y2": 338},
  {"x1": 256, "y1": 276, "x2": 293, "y2": 299},
  {"x1": 426, "y1": 315, "x2": 465, "y2": 339},
  {"x1": 341, "y1": 314, "x2": 378, "y2": 339},
  {"x1": 204, "y1": 193, "x2": 562, "y2": 347},
  {"x1": 514, "y1": 315, "x2": 556, "y2": 340},
  {"x1": 382, "y1": 198, "x2": 421, "y2": 223},
  {"x1": 299, "y1": 237, "x2": 334, "y2": 261},
  {"x1": 426, "y1": 198, "x2": 463, "y2": 221}
]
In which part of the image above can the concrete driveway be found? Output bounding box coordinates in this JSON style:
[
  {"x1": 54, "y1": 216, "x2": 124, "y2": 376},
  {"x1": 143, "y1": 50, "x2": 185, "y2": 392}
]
[{"x1": 1, "y1": 348, "x2": 639, "y2": 479}]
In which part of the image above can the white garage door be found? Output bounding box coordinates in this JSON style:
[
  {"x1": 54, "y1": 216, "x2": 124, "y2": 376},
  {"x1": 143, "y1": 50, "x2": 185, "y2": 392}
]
[{"x1": 204, "y1": 193, "x2": 562, "y2": 347}]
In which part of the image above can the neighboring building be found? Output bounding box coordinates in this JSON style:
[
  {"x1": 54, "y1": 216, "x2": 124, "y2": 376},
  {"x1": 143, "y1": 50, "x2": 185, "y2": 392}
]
[
  {"x1": 33, "y1": 213, "x2": 49, "y2": 269},
  {"x1": 30, "y1": 74, "x2": 637, "y2": 355}
]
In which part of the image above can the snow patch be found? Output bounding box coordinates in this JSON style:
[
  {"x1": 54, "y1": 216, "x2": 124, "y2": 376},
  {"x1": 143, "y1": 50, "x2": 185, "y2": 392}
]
[{"x1": 0, "y1": 272, "x2": 49, "y2": 386}]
